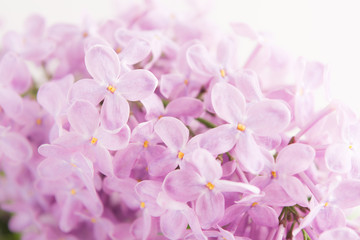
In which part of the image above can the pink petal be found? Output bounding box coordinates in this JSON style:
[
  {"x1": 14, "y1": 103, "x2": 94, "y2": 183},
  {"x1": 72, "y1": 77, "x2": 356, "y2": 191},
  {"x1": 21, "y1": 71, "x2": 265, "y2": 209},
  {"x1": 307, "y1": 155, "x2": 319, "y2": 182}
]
[
  {"x1": 275, "y1": 143, "x2": 315, "y2": 175},
  {"x1": 230, "y1": 22, "x2": 259, "y2": 40},
  {"x1": 96, "y1": 125, "x2": 130, "y2": 151},
  {"x1": 120, "y1": 38, "x2": 151, "y2": 65},
  {"x1": 141, "y1": 93, "x2": 165, "y2": 120},
  {"x1": 101, "y1": 94, "x2": 129, "y2": 131},
  {"x1": 279, "y1": 175, "x2": 309, "y2": 207},
  {"x1": 135, "y1": 180, "x2": 165, "y2": 216},
  {"x1": 154, "y1": 116, "x2": 189, "y2": 150},
  {"x1": 233, "y1": 132, "x2": 265, "y2": 174},
  {"x1": 160, "y1": 210, "x2": 187, "y2": 240},
  {"x1": 37, "y1": 81, "x2": 66, "y2": 117},
  {"x1": 85, "y1": 45, "x2": 120, "y2": 83},
  {"x1": 186, "y1": 44, "x2": 216, "y2": 76},
  {"x1": 319, "y1": 228, "x2": 360, "y2": 240},
  {"x1": 85, "y1": 145, "x2": 113, "y2": 176},
  {"x1": 68, "y1": 100, "x2": 99, "y2": 136},
  {"x1": 0, "y1": 132, "x2": 32, "y2": 163},
  {"x1": 262, "y1": 182, "x2": 296, "y2": 206},
  {"x1": 248, "y1": 205, "x2": 278, "y2": 227},
  {"x1": 165, "y1": 97, "x2": 204, "y2": 118},
  {"x1": 113, "y1": 144, "x2": 142, "y2": 178},
  {"x1": 0, "y1": 88, "x2": 23, "y2": 119},
  {"x1": 0, "y1": 52, "x2": 18, "y2": 86},
  {"x1": 148, "y1": 154, "x2": 178, "y2": 177},
  {"x1": 332, "y1": 179, "x2": 360, "y2": 209},
  {"x1": 325, "y1": 143, "x2": 352, "y2": 173},
  {"x1": 314, "y1": 206, "x2": 346, "y2": 231},
  {"x1": 216, "y1": 37, "x2": 235, "y2": 67},
  {"x1": 212, "y1": 82, "x2": 245, "y2": 124},
  {"x1": 195, "y1": 192, "x2": 224, "y2": 229},
  {"x1": 234, "y1": 69, "x2": 263, "y2": 101},
  {"x1": 37, "y1": 158, "x2": 71, "y2": 180},
  {"x1": 160, "y1": 73, "x2": 186, "y2": 99},
  {"x1": 189, "y1": 148, "x2": 222, "y2": 182},
  {"x1": 245, "y1": 99, "x2": 291, "y2": 136},
  {"x1": 216, "y1": 180, "x2": 260, "y2": 194},
  {"x1": 189, "y1": 124, "x2": 237, "y2": 155},
  {"x1": 69, "y1": 78, "x2": 106, "y2": 105},
  {"x1": 117, "y1": 69, "x2": 158, "y2": 101},
  {"x1": 163, "y1": 169, "x2": 203, "y2": 202}
]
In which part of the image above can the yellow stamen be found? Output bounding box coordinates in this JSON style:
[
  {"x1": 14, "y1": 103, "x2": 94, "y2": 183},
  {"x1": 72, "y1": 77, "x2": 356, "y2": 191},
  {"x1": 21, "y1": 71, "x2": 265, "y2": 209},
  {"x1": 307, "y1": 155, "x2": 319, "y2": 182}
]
[
  {"x1": 143, "y1": 140, "x2": 149, "y2": 148},
  {"x1": 90, "y1": 137, "x2": 98, "y2": 145},
  {"x1": 271, "y1": 171, "x2": 277, "y2": 178},
  {"x1": 177, "y1": 151, "x2": 184, "y2": 159},
  {"x1": 158, "y1": 115, "x2": 163, "y2": 119},
  {"x1": 140, "y1": 201, "x2": 145, "y2": 208},
  {"x1": 220, "y1": 69, "x2": 226, "y2": 78},
  {"x1": 145, "y1": 166, "x2": 149, "y2": 172},
  {"x1": 349, "y1": 145, "x2": 353, "y2": 150},
  {"x1": 70, "y1": 189, "x2": 76, "y2": 195},
  {"x1": 115, "y1": 47, "x2": 122, "y2": 54},
  {"x1": 206, "y1": 182, "x2": 215, "y2": 190},
  {"x1": 251, "y1": 202, "x2": 258, "y2": 207},
  {"x1": 237, "y1": 123, "x2": 246, "y2": 131},
  {"x1": 70, "y1": 163, "x2": 77, "y2": 168},
  {"x1": 36, "y1": 118, "x2": 42, "y2": 125},
  {"x1": 324, "y1": 202, "x2": 329, "y2": 207},
  {"x1": 82, "y1": 32, "x2": 88, "y2": 38},
  {"x1": 184, "y1": 79, "x2": 189, "y2": 85},
  {"x1": 107, "y1": 85, "x2": 116, "y2": 93},
  {"x1": 91, "y1": 218, "x2": 96, "y2": 223}
]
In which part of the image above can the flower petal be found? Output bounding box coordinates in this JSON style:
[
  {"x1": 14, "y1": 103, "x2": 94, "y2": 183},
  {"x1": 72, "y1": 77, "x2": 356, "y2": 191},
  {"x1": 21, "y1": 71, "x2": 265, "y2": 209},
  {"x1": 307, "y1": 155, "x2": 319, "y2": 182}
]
[
  {"x1": 319, "y1": 228, "x2": 360, "y2": 240},
  {"x1": 216, "y1": 180, "x2": 260, "y2": 194},
  {"x1": 248, "y1": 205, "x2": 278, "y2": 227},
  {"x1": 101, "y1": 94, "x2": 129, "y2": 131},
  {"x1": 154, "y1": 116, "x2": 189, "y2": 150},
  {"x1": 160, "y1": 210, "x2": 188, "y2": 240},
  {"x1": 195, "y1": 192, "x2": 224, "y2": 229},
  {"x1": 85, "y1": 45, "x2": 120, "y2": 83},
  {"x1": 245, "y1": 99, "x2": 291, "y2": 136},
  {"x1": 69, "y1": 78, "x2": 106, "y2": 105},
  {"x1": 325, "y1": 143, "x2": 352, "y2": 173},
  {"x1": 275, "y1": 143, "x2": 315, "y2": 175},
  {"x1": 165, "y1": 97, "x2": 204, "y2": 118},
  {"x1": 212, "y1": 82, "x2": 245, "y2": 124},
  {"x1": 68, "y1": 100, "x2": 99, "y2": 136},
  {"x1": 96, "y1": 125, "x2": 130, "y2": 151},
  {"x1": 117, "y1": 69, "x2": 158, "y2": 101},
  {"x1": 332, "y1": 179, "x2": 360, "y2": 209},
  {"x1": 279, "y1": 175, "x2": 309, "y2": 207}
]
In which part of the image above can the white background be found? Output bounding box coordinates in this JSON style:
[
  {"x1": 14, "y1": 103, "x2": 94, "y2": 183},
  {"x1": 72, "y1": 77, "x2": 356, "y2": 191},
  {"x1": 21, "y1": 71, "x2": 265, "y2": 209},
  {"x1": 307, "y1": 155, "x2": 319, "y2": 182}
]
[{"x1": 0, "y1": 0, "x2": 360, "y2": 113}]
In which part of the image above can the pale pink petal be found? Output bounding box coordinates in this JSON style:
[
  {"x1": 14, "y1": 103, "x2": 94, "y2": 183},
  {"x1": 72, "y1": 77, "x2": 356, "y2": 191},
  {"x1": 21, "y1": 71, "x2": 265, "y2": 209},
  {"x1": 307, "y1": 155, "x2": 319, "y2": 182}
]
[
  {"x1": 37, "y1": 158, "x2": 71, "y2": 180},
  {"x1": 215, "y1": 180, "x2": 260, "y2": 194},
  {"x1": 314, "y1": 206, "x2": 346, "y2": 231},
  {"x1": 275, "y1": 143, "x2": 315, "y2": 175},
  {"x1": 195, "y1": 192, "x2": 224, "y2": 229},
  {"x1": 101, "y1": 94, "x2": 129, "y2": 131},
  {"x1": 37, "y1": 81, "x2": 66, "y2": 117},
  {"x1": 332, "y1": 179, "x2": 360, "y2": 209},
  {"x1": 148, "y1": 154, "x2": 178, "y2": 177},
  {"x1": 216, "y1": 37, "x2": 235, "y2": 67},
  {"x1": 135, "y1": 180, "x2": 165, "y2": 216},
  {"x1": 85, "y1": 145, "x2": 113, "y2": 176},
  {"x1": 0, "y1": 132, "x2": 32, "y2": 163},
  {"x1": 163, "y1": 169, "x2": 203, "y2": 202},
  {"x1": 262, "y1": 182, "x2": 296, "y2": 206},
  {"x1": 141, "y1": 93, "x2": 165, "y2": 120},
  {"x1": 116, "y1": 69, "x2": 158, "y2": 101},
  {"x1": 318, "y1": 228, "x2": 360, "y2": 240},
  {"x1": 189, "y1": 124, "x2": 237, "y2": 155},
  {"x1": 233, "y1": 133, "x2": 265, "y2": 174},
  {"x1": 68, "y1": 100, "x2": 99, "y2": 136},
  {"x1": 0, "y1": 88, "x2": 23, "y2": 119},
  {"x1": 85, "y1": 44, "x2": 120, "y2": 83},
  {"x1": 245, "y1": 99, "x2": 291, "y2": 136},
  {"x1": 0, "y1": 52, "x2": 18, "y2": 86},
  {"x1": 120, "y1": 38, "x2": 151, "y2": 65},
  {"x1": 113, "y1": 144, "x2": 142, "y2": 178},
  {"x1": 96, "y1": 125, "x2": 130, "y2": 151},
  {"x1": 69, "y1": 78, "x2": 106, "y2": 105},
  {"x1": 160, "y1": 73, "x2": 186, "y2": 99},
  {"x1": 325, "y1": 143, "x2": 352, "y2": 173},
  {"x1": 234, "y1": 69, "x2": 263, "y2": 101},
  {"x1": 186, "y1": 44, "x2": 216, "y2": 76},
  {"x1": 248, "y1": 205, "x2": 278, "y2": 227},
  {"x1": 165, "y1": 97, "x2": 204, "y2": 118},
  {"x1": 230, "y1": 22, "x2": 259, "y2": 40},
  {"x1": 212, "y1": 82, "x2": 245, "y2": 124},
  {"x1": 279, "y1": 175, "x2": 309, "y2": 207},
  {"x1": 160, "y1": 210, "x2": 187, "y2": 239},
  {"x1": 11, "y1": 59, "x2": 32, "y2": 94},
  {"x1": 154, "y1": 116, "x2": 189, "y2": 150},
  {"x1": 189, "y1": 148, "x2": 222, "y2": 182}
]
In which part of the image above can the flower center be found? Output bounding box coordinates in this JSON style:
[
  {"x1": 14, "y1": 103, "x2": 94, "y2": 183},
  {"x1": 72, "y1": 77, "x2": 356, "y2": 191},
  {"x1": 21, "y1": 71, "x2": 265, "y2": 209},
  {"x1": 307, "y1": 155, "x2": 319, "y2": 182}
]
[
  {"x1": 237, "y1": 123, "x2": 246, "y2": 131},
  {"x1": 349, "y1": 145, "x2": 353, "y2": 150},
  {"x1": 324, "y1": 202, "x2": 329, "y2": 207},
  {"x1": 206, "y1": 182, "x2": 215, "y2": 190},
  {"x1": 115, "y1": 47, "x2": 122, "y2": 54},
  {"x1": 90, "y1": 137, "x2": 98, "y2": 144},
  {"x1": 70, "y1": 189, "x2": 76, "y2": 195},
  {"x1": 143, "y1": 140, "x2": 149, "y2": 148},
  {"x1": 107, "y1": 85, "x2": 116, "y2": 93},
  {"x1": 177, "y1": 151, "x2": 184, "y2": 159},
  {"x1": 36, "y1": 118, "x2": 42, "y2": 125},
  {"x1": 91, "y1": 218, "x2": 96, "y2": 223},
  {"x1": 184, "y1": 79, "x2": 189, "y2": 85},
  {"x1": 220, "y1": 69, "x2": 226, "y2": 78},
  {"x1": 271, "y1": 171, "x2": 277, "y2": 178},
  {"x1": 140, "y1": 201, "x2": 145, "y2": 208},
  {"x1": 251, "y1": 202, "x2": 258, "y2": 207}
]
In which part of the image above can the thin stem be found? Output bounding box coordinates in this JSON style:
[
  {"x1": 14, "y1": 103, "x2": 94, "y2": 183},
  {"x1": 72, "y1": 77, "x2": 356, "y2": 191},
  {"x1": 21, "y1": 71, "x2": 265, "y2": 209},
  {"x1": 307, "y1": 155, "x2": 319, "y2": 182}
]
[
  {"x1": 195, "y1": 118, "x2": 217, "y2": 129},
  {"x1": 235, "y1": 164, "x2": 249, "y2": 184}
]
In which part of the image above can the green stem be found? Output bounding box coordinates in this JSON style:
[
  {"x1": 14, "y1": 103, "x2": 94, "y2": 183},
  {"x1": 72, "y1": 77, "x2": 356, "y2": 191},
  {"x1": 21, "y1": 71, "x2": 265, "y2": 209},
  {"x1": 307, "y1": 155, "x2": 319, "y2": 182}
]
[
  {"x1": 302, "y1": 229, "x2": 311, "y2": 240},
  {"x1": 195, "y1": 118, "x2": 217, "y2": 129}
]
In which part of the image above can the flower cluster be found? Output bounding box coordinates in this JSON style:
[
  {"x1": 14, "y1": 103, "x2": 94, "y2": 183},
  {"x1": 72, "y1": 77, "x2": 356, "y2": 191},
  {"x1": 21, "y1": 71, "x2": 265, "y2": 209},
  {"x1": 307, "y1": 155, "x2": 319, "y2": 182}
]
[{"x1": 1, "y1": 1, "x2": 360, "y2": 240}]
